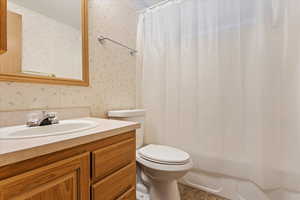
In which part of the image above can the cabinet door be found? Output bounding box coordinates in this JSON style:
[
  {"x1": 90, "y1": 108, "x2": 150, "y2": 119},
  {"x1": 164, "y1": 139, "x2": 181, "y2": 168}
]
[{"x1": 0, "y1": 153, "x2": 90, "y2": 200}]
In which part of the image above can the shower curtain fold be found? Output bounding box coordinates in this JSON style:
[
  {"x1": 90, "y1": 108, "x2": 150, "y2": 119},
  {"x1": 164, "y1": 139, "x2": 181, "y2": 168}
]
[{"x1": 137, "y1": 0, "x2": 300, "y2": 192}]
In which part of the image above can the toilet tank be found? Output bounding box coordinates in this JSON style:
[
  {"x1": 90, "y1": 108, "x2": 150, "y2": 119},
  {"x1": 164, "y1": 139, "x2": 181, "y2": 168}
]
[{"x1": 107, "y1": 109, "x2": 145, "y2": 149}]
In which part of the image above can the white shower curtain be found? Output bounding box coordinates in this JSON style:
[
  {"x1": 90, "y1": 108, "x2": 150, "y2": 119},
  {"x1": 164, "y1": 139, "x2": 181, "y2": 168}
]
[{"x1": 137, "y1": 0, "x2": 300, "y2": 193}]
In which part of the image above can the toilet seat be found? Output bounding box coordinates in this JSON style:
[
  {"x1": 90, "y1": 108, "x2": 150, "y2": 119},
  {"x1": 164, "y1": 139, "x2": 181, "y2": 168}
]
[
  {"x1": 137, "y1": 152, "x2": 193, "y2": 172},
  {"x1": 138, "y1": 144, "x2": 190, "y2": 165}
]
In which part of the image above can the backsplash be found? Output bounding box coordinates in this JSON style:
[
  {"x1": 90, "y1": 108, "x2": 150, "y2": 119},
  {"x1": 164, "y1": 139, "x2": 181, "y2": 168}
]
[
  {"x1": 0, "y1": 0, "x2": 138, "y2": 117},
  {"x1": 0, "y1": 107, "x2": 91, "y2": 127}
]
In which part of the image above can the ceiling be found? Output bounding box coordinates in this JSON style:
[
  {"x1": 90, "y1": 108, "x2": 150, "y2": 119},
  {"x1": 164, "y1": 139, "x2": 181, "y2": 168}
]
[
  {"x1": 8, "y1": 0, "x2": 167, "y2": 29},
  {"x1": 9, "y1": 0, "x2": 81, "y2": 30}
]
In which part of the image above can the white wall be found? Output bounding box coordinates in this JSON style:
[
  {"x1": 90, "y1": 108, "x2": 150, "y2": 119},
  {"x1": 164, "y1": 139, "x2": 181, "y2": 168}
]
[{"x1": 8, "y1": 2, "x2": 82, "y2": 80}]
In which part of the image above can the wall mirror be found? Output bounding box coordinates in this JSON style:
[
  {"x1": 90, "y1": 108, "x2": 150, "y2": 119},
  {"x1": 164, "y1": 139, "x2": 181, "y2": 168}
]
[{"x1": 0, "y1": 0, "x2": 89, "y2": 86}]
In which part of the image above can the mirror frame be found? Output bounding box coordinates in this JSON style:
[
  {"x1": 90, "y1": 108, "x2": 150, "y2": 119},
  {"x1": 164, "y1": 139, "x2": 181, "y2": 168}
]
[
  {"x1": 0, "y1": 0, "x2": 7, "y2": 54},
  {"x1": 0, "y1": 0, "x2": 89, "y2": 86}
]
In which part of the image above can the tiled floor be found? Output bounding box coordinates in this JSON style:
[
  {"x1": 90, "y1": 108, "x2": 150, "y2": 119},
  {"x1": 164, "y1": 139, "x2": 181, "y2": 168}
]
[
  {"x1": 179, "y1": 184, "x2": 228, "y2": 200},
  {"x1": 136, "y1": 183, "x2": 228, "y2": 200}
]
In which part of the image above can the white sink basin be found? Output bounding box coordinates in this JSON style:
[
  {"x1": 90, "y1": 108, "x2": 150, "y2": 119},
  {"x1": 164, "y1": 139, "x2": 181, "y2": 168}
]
[{"x1": 0, "y1": 119, "x2": 99, "y2": 139}]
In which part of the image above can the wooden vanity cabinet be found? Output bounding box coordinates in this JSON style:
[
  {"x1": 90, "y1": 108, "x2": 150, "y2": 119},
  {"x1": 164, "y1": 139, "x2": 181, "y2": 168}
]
[{"x1": 0, "y1": 131, "x2": 136, "y2": 200}]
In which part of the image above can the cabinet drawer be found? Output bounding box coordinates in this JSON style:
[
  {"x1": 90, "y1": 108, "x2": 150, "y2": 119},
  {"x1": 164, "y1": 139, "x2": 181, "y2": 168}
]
[
  {"x1": 92, "y1": 138, "x2": 135, "y2": 180},
  {"x1": 92, "y1": 163, "x2": 136, "y2": 200},
  {"x1": 117, "y1": 187, "x2": 136, "y2": 200}
]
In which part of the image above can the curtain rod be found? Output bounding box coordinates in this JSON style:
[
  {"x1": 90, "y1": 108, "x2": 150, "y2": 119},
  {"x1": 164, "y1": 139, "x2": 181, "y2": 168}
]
[{"x1": 139, "y1": 0, "x2": 178, "y2": 14}]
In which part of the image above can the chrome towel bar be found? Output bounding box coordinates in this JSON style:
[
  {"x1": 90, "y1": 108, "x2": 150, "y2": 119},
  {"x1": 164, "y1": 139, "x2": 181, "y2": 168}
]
[{"x1": 97, "y1": 35, "x2": 137, "y2": 56}]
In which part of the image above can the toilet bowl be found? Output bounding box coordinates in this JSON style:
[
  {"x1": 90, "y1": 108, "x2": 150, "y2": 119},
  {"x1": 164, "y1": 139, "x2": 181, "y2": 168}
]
[
  {"x1": 137, "y1": 144, "x2": 193, "y2": 200},
  {"x1": 107, "y1": 109, "x2": 193, "y2": 200}
]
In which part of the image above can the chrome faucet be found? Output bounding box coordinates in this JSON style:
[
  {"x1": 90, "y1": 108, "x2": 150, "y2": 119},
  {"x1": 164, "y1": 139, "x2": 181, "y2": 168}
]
[{"x1": 26, "y1": 111, "x2": 59, "y2": 127}]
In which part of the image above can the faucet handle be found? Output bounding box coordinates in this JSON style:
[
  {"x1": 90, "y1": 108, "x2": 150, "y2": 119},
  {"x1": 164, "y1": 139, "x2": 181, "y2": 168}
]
[
  {"x1": 26, "y1": 112, "x2": 41, "y2": 127},
  {"x1": 47, "y1": 112, "x2": 59, "y2": 124},
  {"x1": 46, "y1": 112, "x2": 57, "y2": 119}
]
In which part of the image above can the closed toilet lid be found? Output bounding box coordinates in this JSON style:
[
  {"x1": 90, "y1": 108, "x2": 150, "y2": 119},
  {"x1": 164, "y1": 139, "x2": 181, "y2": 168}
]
[{"x1": 138, "y1": 144, "x2": 190, "y2": 165}]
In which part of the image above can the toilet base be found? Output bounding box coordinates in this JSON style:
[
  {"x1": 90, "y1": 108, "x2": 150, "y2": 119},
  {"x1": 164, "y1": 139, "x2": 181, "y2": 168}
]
[{"x1": 148, "y1": 179, "x2": 181, "y2": 200}]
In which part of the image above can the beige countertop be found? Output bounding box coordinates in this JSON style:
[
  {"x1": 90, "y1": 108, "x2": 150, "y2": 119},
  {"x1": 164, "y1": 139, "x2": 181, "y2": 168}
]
[{"x1": 0, "y1": 117, "x2": 140, "y2": 167}]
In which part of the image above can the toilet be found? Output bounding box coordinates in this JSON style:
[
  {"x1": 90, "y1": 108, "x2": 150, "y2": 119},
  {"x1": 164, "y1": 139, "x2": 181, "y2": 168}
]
[{"x1": 108, "y1": 109, "x2": 193, "y2": 200}]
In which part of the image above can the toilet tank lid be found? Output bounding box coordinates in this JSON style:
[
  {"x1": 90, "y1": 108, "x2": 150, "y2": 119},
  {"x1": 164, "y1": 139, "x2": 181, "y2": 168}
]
[{"x1": 107, "y1": 109, "x2": 146, "y2": 118}]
